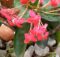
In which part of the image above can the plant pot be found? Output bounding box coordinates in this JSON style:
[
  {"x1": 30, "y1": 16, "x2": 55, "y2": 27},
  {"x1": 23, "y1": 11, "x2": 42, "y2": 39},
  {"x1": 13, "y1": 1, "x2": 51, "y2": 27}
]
[{"x1": 0, "y1": 24, "x2": 14, "y2": 41}]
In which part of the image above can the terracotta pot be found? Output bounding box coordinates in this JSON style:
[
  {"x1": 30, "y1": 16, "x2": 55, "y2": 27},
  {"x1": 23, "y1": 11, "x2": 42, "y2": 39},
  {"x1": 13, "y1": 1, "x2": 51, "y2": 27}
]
[{"x1": 0, "y1": 24, "x2": 14, "y2": 41}]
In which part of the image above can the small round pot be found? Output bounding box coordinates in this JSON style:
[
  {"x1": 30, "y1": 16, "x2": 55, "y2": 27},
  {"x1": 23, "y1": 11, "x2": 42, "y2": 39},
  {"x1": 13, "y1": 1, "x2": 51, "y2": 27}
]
[{"x1": 0, "y1": 24, "x2": 14, "y2": 41}]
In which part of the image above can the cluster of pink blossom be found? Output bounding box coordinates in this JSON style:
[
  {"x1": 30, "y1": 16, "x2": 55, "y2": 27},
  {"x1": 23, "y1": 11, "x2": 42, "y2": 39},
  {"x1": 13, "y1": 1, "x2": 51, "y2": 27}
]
[
  {"x1": 24, "y1": 25, "x2": 49, "y2": 44},
  {"x1": 27, "y1": 10, "x2": 41, "y2": 26},
  {"x1": 49, "y1": 0, "x2": 60, "y2": 7},
  {"x1": 20, "y1": 0, "x2": 44, "y2": 4},
  {"x1": 0, "y1": 8, "x2": 25, "y2": 28},
  {"x1": 20, "y1": 0, "x2": 60, "y2": 7},
  {"x1": 24, "y1": 10, "x2": 49, "y2": 44},
  {"x1": 20, "y1": 0, "x2": 36, "y2": 4}
]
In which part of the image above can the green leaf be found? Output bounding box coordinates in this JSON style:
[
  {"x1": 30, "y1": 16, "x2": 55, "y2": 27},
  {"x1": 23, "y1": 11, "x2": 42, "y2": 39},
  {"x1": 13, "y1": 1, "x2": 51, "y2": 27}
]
[
  {"x1": 23, "y1": 10, "x2": 29, "y2": 18},
  {"x1": 0, "y1": 21, "x2": 2, "y2": 26},
  {"x1": 55, "y1": 31, "x2": 60, "y2": 43},
  {"x1": 14, "y1": 23, "x2": 30, "y2": 57},
  {"x1": 40, "y1": 12, "x2": 60, "y2": 22},
  {"x1": 36, "y1": 40, "x2": 48, "y2": 48},
  {"x1": 14, "y1": 0, "x2": 21, "y2": 8},
  {"x1": 44, "y1": 0, "x2": 49, "y2": 5}
]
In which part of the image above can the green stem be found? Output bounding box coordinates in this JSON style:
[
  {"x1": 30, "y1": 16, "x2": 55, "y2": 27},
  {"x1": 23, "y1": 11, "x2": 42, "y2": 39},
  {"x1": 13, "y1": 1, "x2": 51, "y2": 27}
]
[
  {"x1": 41, "y1": 1, "x2": 50, "y2": 9},
  {"x1": 0, "y1": 21, "x2": 2, "y2": 26},
  {"x1": 49, "y1": 8, "x2": 60, "y2": 13},
  {"x1": 41, "y1": 11, "x2": 60, "y2": 15},
  {"x1": 19, "y1": 7, "x2": 28, "y2": 18},
  {"x1": 37, "y1": 0, "x2": 40, "y2": 9}
]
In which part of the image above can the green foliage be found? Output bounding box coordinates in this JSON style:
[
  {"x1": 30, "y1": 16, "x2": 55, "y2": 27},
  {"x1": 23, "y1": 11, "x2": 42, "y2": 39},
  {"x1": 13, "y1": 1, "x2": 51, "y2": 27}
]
[
  {"x1": 36, "y1": 40, "x2": 48, "y2": 48},
  {"x1": 14, "y1": 0, "x2": 21, "y2": 8},
  {"x1": 44, "y1": 0, "x2": 49, "y2": 5},
  {"x1": 49, "y1": 52, "x2": 56, "y2": 57},
  {"x1": 0, "y1": 21, "x2": 3, "y2": 26},
  {"x1": 55, "y1": 31, "x2": 60, "y2": 43},
  {"x1": 14, "y1": 0, "x2": 29, "y2": 18},
  {"x1": 14, "y1": 23, "x2": 30, "y2": 57},
  {"x1": 40, "y1": 0, "x2": 60, "y2": 22},
  {"x1": 40, "y1": 12, "x2": 60, "y2": 22},
  {"x1": 30, "y1": 0, "x2": 38, "y2": 6}
]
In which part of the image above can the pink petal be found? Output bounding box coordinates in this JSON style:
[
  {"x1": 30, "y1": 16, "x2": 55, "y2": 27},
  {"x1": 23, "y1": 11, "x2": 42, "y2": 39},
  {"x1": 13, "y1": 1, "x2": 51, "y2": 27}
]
[
  {"x1": 42, "y1": 23, "x2": 48, "y2": 29},
  {"x1": 33, "y1": 15, "x2": 41, "y2": 26},
  {"x1": 24, "y1": 33, "x2": 31, "y2": 41},
  {"x1": 57, "y1": 0, "x2": 60, "y2": 4},
  {"x1": 39, "y1": 0, "x2": 44, "y2": 4},
  {"x1": 24, "y1": 39, "x2": 30, "y2": 44},
  {"x1": 50, "y1": 0, "x2": 59, "y2": 7},
  {"x1": 29, "y1": 10, "x2": 36, "y2": 17},
  {"x1": 27, "y1": 17, "x2": 33, "y2": 23},
  {"x1": 0, "y1": 11, "x2": 12, "y2": 21},
  {"x1": 7, "y1": 20, "x2": 14, "y2": 26},
  {"x1": 44, "y1": 32, "x2": 49, "y2": 40},
  {"x1": 19, "y1": 18, "x2": 25, "y2": 24},
  {"x1": 13, "y1": 19, "x2": 22, "y2": 28},
  {"x1": 30, "y1": 34, "x2": 37, "y2": 42},
  {"x1": 37, "y1": 33, "x2": 42, "y2": 41},
  {"x1": 30, "y1": 29, "x2": 35, "y2": 35},
  {"x1": 20, "y1": 0, "x2": 28, "y2": 4},
  {"x1": 35, "y1": 15, "x2": 41, "y2": 20}
]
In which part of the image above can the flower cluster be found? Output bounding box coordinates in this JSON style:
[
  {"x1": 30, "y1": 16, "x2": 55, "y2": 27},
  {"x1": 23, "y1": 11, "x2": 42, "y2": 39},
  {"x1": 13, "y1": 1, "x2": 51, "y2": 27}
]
[
  {"x1": 27, "y1": 10, "x2": 41, "y2": 26},
  {"x1": 20, "y1": 0, "x2": 44, "y2": 4},
  {"x1": 24, "y1": 24, "x2": 49, "y2": 44},
  {"x1": 0, "y1": 8, "x2": 25, "y2": 28},
  {"x1": 20, "y1": 0, "x2": 36, "y2": 4},
  {"x1": 24, "y1": 10, "x2": 49, "y2": 44},
  {"x1": 50, "y1": 0, "x2": 60, "y2": 7},
  {"x1": 20, "y1": 0, "x2": 60, "y2": 7}
]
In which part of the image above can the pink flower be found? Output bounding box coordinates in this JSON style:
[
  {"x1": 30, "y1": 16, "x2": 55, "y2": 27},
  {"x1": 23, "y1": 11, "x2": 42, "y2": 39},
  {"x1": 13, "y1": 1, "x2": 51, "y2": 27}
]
[
  {"x1": 27, "y1": 10, "x2": 41, "y2": 26},
  {"x1": 32, "y1": 24, "x2": 49, "y2": 41},
  {"x1": 24, "y1": 33, "x2": 37, "y2": 44},
  {"x1": 29, "y1": 10, "x2": 36, "y2": 17},
  {"x1": 44, "y1": 32, "x2": 49, "y2": 40},
  {"x1": 20, "y1": 0, "x2": 36, "y2": 4},
  {"x1": 20, "y1": 0, "x2": 28, "y2": 4},
  {"x1": 7, "y1": 20, "x2": 14, "y2": 26},
  {"x1": 0, "y1": 8, "x2": 25, "y2": 27},
  {"x1": 0, "y1": 8, "x2": 16, "y2": 15},
  {"x1": 0, "y1": 10, "x2": 12, "y2": 21},
  {"x1": 39, "y1": 0, "x2": 44, "y2": 4},
  {"x1": 24, "y1": 33, "x2": 31, "y2": 44},
  {"x1": 32, "y1": 24, "x2": 48, "y2": 35},
  {"x1": 30, "y1": 28, "x2": 43, "y2": 41},
  {"x1": 12, "y1": 17, "x2": 25, "y2": 28},
  {"x1": 24, "y1": 24, "x2": 49, "y2": 44},
  {"x1": 37, "y1": 33, "x2": 43, "y2": 41},
  {"x1": 50, "y1": 0, "x2": 60, "y2": 7}
]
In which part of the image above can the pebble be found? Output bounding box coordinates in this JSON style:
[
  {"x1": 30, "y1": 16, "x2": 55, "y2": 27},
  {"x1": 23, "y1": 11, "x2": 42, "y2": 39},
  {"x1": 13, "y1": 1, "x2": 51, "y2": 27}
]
[
  {"x1": 24, "y1": 46, "x2": 34, "y2": 57},
  {"x1": 56, "y1": 54, "x2": 59, "y2": 57},
  {"x1": 34, "y1": 44, "x2": 49, "y2": 57},
  {"x1": 55, "y1": 43, "x2": 60, "y2": 57},
  {"x1": 48, "y1": 38, "x2": 56, "y2": 47},
  {"x1": 0, "y1": 50, "x2": 6, "y2": 57}
]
